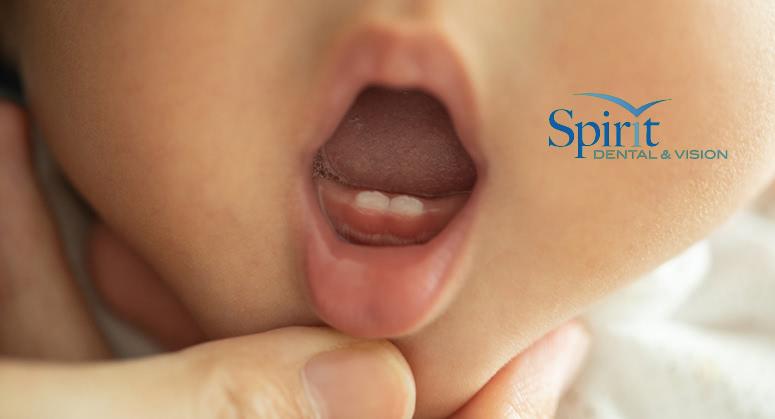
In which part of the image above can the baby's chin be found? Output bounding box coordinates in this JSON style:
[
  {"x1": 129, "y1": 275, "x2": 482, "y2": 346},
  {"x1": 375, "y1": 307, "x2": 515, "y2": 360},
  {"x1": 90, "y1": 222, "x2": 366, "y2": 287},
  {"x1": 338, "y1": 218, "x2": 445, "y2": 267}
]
[{"x1": 193, "y1": 302, "x2": 532, "y2": 418}]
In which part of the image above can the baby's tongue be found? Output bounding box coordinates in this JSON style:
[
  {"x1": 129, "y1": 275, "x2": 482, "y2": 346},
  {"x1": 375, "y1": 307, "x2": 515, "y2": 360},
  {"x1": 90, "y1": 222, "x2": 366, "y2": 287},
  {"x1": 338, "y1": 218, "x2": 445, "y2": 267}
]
[
  {"x1": 317, "y1": 87, "x2": 476, "y2": 197},
  {"x1": 313, "y1": 87, "x2": 476, "y2": 246}
]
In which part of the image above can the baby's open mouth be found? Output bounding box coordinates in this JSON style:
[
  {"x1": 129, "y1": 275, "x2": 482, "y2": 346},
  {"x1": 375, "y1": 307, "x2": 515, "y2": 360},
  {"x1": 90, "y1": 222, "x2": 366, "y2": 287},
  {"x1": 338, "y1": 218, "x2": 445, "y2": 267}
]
[
  {"x1": 300, "y1": 27, "x2": 483, "y2": 339},
  {"x1": 313, "y1": 87, "x2": 476, "y2": 246}
]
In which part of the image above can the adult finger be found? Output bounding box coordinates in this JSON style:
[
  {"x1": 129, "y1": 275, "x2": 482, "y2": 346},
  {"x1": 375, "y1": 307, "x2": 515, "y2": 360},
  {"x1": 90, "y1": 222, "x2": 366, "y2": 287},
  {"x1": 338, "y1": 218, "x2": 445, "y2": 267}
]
[
  {"x1": 0, "y1": 326, "x2": 416, "y2": 419},
  {"x1": 0, "y1": 102, "x2": 108, "y2": 360},
  {"x1": 452, "y1": 321, "x2": 590, "y2": 419}
]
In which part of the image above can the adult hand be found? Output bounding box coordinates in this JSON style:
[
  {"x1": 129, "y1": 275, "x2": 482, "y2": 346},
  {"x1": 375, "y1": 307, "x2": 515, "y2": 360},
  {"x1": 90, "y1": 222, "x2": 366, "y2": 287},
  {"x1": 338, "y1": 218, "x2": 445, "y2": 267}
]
[{"x1": 0, "y1": 101, "x2": 590, "y2": 418}]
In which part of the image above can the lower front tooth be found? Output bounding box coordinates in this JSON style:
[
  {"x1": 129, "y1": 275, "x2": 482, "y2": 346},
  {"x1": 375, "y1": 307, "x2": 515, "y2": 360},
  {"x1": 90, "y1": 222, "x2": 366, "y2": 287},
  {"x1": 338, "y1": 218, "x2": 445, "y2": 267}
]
[
  {"x1": 390, "y1": 195, "x2": 424, "y2": 216},
  {"x1": 355, "y1": 191, "x2": 390, "y2": 212}
]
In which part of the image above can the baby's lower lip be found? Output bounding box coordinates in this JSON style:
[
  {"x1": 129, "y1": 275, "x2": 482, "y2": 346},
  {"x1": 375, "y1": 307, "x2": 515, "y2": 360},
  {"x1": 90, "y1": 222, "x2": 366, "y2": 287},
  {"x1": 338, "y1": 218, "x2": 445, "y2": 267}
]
[{"x1": 301, "y1": 173, "x2": 478, "y2": 338}]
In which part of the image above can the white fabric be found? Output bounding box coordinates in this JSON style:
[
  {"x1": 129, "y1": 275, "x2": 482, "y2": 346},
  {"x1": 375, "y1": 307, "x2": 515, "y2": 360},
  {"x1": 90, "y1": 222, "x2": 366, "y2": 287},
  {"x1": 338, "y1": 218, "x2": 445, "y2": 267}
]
[{"x1": 558, "y1": 210, "x2": 775, "y2": 419}]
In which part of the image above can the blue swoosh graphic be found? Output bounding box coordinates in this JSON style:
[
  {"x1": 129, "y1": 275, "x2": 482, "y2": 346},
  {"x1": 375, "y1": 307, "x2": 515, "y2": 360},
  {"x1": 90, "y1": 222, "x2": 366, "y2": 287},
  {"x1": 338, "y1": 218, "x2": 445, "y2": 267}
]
[{"x1": 574, "y1": 93, "x2": 671, "y2": 117}]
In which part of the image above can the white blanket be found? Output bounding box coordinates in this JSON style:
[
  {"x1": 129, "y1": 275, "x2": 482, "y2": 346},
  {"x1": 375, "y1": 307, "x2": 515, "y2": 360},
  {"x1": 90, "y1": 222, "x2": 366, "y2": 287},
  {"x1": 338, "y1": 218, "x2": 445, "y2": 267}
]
[{"x1": 559, "y1": 210, "x2": 775, "y2": 419}]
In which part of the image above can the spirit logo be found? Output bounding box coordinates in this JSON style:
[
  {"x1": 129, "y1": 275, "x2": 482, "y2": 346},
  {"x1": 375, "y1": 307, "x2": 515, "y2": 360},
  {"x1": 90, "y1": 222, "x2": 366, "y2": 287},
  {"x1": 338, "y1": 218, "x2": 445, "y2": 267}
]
[{"x1": 549, "y1": 93, "x2": 671, "y2": 159}]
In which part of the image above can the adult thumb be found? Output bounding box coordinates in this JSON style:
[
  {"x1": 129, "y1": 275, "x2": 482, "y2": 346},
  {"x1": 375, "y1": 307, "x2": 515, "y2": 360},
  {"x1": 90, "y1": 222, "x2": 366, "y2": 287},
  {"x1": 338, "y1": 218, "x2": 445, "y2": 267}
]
[{"x1": 0, "y1": 327, "x2": 416, "y2": 419}]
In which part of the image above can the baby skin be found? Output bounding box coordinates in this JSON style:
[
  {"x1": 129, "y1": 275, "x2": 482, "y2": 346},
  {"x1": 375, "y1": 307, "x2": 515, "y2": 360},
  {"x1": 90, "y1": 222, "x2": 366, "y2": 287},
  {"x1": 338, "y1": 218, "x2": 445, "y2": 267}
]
[{"x1": 3, "y1": 0, "x2": 775, "y2": 417}]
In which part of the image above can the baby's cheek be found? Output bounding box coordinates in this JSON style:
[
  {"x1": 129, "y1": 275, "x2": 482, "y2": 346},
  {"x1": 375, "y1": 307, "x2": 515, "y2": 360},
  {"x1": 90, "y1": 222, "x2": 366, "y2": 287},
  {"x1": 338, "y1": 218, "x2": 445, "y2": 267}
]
[
  {"x1": 450, "y1": 0, "x2": 775, "y2": 389},
  {"x1": 471, "y1": 0, "x2": 775, "y2": 294}
]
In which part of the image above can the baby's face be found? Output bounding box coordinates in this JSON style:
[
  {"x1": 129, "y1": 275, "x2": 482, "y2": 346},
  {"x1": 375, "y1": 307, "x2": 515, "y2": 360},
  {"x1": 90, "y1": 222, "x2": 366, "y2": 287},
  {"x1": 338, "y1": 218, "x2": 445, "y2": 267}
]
[{"x1": 11, "y1": 1, "x2": 775, "y2": 417}]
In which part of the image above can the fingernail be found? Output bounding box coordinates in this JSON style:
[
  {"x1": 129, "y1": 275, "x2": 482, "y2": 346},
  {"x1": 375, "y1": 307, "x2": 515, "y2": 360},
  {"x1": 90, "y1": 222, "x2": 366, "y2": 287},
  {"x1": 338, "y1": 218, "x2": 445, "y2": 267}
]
[
  {"x1": 304, "y1": 343, "x2": 414, "y2": 419},
  {"x1": 556, "y1": 322, "x2": 592, "y2": 392}
]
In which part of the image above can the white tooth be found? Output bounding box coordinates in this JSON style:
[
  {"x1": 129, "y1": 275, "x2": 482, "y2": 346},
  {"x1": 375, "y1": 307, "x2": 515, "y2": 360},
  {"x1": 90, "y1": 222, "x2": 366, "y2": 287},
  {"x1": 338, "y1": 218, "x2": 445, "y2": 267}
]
[
  {"x1": 389, "y1": 195, "x2": 424, "y2": 216},
  {"x1": 355, "y1": 191, "x2": 390, "y2": 212}
]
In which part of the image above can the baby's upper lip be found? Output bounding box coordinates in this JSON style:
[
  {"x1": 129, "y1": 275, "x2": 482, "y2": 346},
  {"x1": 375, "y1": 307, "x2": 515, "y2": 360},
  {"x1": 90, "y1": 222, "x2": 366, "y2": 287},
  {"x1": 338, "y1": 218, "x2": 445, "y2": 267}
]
[{"x1": 300, "y1": 24, "x2": 486, "y2": 338}]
